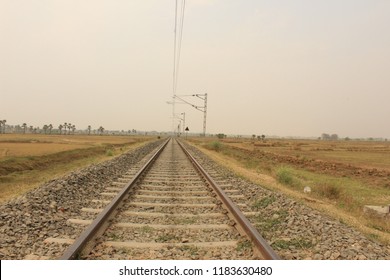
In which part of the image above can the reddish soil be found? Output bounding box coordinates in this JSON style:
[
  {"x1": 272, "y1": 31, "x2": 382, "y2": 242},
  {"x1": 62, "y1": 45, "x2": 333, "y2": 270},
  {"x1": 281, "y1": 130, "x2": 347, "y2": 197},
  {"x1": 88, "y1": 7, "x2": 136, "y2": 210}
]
[{"x1": 228, "y1": 146, "x2": 390, "y2": 189}]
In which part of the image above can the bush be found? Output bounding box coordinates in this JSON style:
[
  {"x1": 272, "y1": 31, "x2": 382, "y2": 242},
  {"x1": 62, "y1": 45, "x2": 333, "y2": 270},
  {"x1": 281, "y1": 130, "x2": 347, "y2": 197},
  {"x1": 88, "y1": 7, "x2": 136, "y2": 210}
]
[
  {"x1": 207, "y1": 141, "x2": 222, "y2": 152},
  {"x1": 317, "y1": 183, "x2": 341, "y2": 200},
  {"x1": 276, "y1": 167, "x2": 294, "y2": 185},
  {"x1": 106, "y1": 149, "x2": 114, "y2": 156}
]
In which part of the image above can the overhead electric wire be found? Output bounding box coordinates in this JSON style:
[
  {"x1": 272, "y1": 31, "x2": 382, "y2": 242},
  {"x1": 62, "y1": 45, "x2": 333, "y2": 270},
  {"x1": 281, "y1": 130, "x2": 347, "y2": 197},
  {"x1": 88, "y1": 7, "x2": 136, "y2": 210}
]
[
  {"x1": 172, "y1": 0, "x2": 186, "y2": 134},
  {"x1": 175, "y1": 95, "x2": 204, "y2": 112},
  {"x1": 175, "y1": 0, "x2": 186, "y2": 94},
  {"x1": 173, "y1": 0, "x2": 178, "y2": 94},
  {"x1": 172, "y1": 0, "x2": 186, "y2": 95}
]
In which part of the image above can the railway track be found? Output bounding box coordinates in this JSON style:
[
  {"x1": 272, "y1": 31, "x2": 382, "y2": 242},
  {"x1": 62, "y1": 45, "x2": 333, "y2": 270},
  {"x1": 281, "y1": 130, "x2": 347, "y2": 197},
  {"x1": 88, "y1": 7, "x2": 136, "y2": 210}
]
[{"x1": 54, "y1": 138, "x2": 279, "y2": 260}]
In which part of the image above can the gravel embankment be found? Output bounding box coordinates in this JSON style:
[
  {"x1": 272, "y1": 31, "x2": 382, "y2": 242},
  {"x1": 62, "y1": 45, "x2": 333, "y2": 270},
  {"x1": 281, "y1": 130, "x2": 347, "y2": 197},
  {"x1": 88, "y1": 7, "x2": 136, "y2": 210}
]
[
  {"x1": 184, "y1": 142, "x2": 390, "y2": 260},
  {"x1": 0, "y1": 139, "x2": 163, "y2": 260}
]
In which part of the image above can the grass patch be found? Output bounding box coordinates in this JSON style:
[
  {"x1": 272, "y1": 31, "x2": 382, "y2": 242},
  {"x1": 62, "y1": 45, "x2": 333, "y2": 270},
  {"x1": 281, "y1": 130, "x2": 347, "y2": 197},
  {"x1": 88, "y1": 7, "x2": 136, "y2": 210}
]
[
  {"x1": 106, "y1": 232, "x2": 122, "y2": 241},
  {"x1": 276, "y1": 166, "x2": 294, "y2": 185},
  {"x1": 155, "y1": 234, "x2": 177, "y2": 243},
  {"x1": 140, "y1": 226, "x2": 154, "y2": 233},
  {"x1": 173, "y1": 216, "x2": 198, "y2": 225},
  {"x1": 316, "y1": 183, "x2": 341, "y2": 200},
  {"x1": 105, "y1": 149, "x2": 114, "y2": 156},
  {"x1": 206, "y1": 141, "x2": 223, "y2": 152},
  {"x1": 252, "y1": 196, "x2": 276, "y2": 209},
  {"x1": 236, "y1": 240, "x2": 252, "y2": 252},
  {"x1": 181, "y1": 245, "x2": 199, "y2": 256},
  {"x1": 255, "y1": 210, "x2": 289, "y2": 231}
]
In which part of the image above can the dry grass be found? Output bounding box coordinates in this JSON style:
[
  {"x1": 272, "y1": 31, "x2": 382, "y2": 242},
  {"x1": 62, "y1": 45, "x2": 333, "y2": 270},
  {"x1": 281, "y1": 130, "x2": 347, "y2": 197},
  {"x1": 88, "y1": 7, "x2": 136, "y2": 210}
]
[
  {"x1": 187, "y1": 137, "x2": 390, "y2": 245},
  {"x1": 0, "y1": 142, "x2": 88, "y2": 158},
  {"x1": 0, "y1": 134, "x2": 154, "y2": 203},
  {"x1": 0, "y1": 134, "x2": 145, "y2": 159},
  {"x1": 230, "y1": 138, "x2": 390, "y2": 171}
]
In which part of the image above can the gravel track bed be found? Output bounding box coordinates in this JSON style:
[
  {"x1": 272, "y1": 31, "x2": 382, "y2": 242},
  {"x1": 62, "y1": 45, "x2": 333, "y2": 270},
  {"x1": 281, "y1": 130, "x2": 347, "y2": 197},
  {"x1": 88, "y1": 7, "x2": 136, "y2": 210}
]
[
  {"x1": 0, "y1": 139, "x2": 164, "y2": 260},
  {"x1": 88, "y1": 236, "x2": 255, "y2": 260},
  {"x1": 183, "y1": 141, "x2": 390, "y2": 260},
  {"x1": 122, "y1": 205, "x2": 222, "y2": 215},
  {"x1": 114, "y1": 215, "x2": 231, "y2": 225},
  {"x1": 104, "y1": 228, "x2": 240, "y2": 243},
  {"x1": 140, "y1": 186, "x2": 207, "y2": 191},
  {"x1": 78, "y1": 212, "x2": 99, "y2": 220},
  {"x1": 130, "y1": 197, "x2": 216, "y2": 204},
  {"x1": 83, "y1": 139, "x2": 258, "y2": 260}
]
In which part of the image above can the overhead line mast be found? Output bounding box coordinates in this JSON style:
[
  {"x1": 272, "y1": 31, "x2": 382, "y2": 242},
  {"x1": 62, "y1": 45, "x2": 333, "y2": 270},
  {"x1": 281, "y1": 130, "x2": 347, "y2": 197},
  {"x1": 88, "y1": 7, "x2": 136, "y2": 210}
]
[{"x1": 174, "y1": 94, "x2": 207, "y2": 137}]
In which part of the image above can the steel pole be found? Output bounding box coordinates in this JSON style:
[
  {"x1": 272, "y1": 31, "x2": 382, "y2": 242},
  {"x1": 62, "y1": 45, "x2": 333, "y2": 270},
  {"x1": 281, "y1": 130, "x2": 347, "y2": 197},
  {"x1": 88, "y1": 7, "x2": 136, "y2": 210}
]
[{"x1": 203, "y1": 93, "x2": 207, "y2": 137}]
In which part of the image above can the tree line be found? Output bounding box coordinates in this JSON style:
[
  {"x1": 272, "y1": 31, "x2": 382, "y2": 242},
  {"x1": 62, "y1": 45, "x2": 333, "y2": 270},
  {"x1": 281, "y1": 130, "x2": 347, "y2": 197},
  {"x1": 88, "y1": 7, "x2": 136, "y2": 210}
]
[
  {"x1": 0, "y1": 119, "x2": 137, "y2": 136},
  {"x1": 9, "y1": 122, "x2": 104, "y2": 135}
]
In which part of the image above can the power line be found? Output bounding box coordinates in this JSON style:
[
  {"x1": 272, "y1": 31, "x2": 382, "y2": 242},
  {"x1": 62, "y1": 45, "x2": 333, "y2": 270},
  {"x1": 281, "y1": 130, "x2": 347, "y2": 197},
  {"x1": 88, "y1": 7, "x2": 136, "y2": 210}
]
[
  {"x1": 175, "y1": 0, "x2": 186, "y2": 94},
  {"x1": 172, "y1": 0, "x2": 186, "y2": 134},
  {"x1": 172, "y1": 0, "x2": 186, "y2": 95},
  {"x1": 173, "y1": 0, "x2": 178, "y2": 94}
]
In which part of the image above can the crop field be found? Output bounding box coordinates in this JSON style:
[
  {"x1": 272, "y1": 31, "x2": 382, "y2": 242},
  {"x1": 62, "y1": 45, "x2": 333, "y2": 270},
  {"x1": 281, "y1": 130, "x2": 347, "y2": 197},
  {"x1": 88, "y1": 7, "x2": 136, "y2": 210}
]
[
  {"x1": 229, "y1": 139, "x2": 390, "y2": 172},
  {"x1": 0, "y1": 134, "x2": 153, "y2": 203},
  {"x1": 188, "y1": 137, "x2": 390, "y2": 244},
  {"x1": 0, "y1": 134, "x2": 145, "y2": 158}
]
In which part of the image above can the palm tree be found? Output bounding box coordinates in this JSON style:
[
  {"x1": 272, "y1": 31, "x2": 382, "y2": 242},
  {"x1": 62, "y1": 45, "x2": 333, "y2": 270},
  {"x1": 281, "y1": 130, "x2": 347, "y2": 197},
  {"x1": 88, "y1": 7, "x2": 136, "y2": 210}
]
[
  {"x1": 71, "y1": 125, "x2": 76, "y2": 134},
  {"x1": 67, "y1": 123, "x2": 72, "y2": 135},
  {"x1": 22, "y1": 123, "x2": 27, "y2": 134},
  {"x1": 43, "y1": 125, "x2": 48, "y2": 134},
  {"x1": 48, "y1": 124, "x2": 53, "y2": 134},
  {"x1": 1, "y1": 120, "x2": 6, "y2": 133},
  {"x1": 87, "y1": 125, "x2": 91, "y2": 135},
  {"x1": 58, "y1": 124, "x2": 63, "y2": 135},
  {"x1": 63, "y1": 123, "x2": 68, "y2": 134},
  {"x1": 98, "y1": 126, "x2": 104, "y2": 135},
  {"x1": 29, "y1": 126, "x2": 34, "y2": 133}
]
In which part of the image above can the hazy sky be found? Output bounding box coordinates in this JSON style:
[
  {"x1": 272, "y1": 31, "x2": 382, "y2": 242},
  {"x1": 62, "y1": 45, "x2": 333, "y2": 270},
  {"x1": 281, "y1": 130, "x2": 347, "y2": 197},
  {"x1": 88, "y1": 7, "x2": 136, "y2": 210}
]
[{"x1": 1, "y1": 0, "x2": 389, "y2": 138}]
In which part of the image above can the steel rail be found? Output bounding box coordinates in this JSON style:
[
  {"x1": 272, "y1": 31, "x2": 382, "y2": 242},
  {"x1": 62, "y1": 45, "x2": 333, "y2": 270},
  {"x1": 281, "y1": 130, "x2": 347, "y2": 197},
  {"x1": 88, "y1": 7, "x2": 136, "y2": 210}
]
[
  {"x1": 176, "y1": 138, "x2": 280, "y2": 260},
  {"x1": 60, "y1": 138, "x2": 170, "y2": 260}
]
